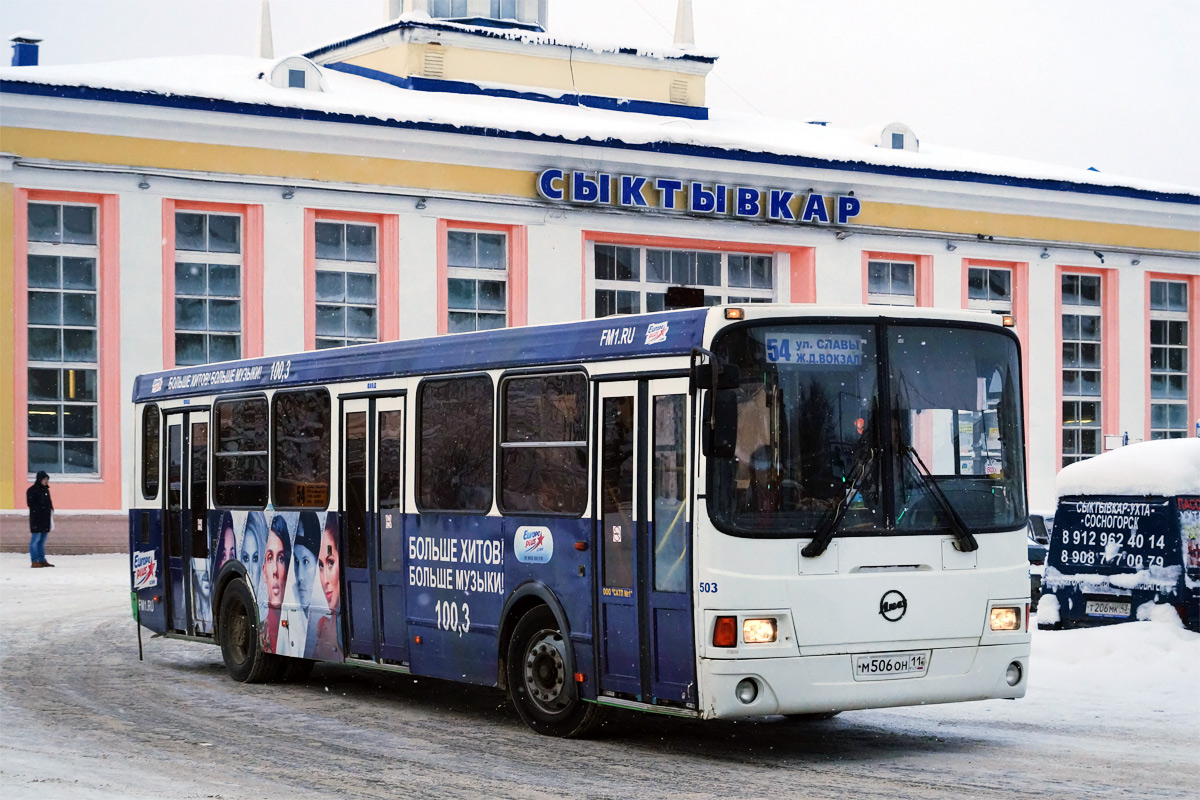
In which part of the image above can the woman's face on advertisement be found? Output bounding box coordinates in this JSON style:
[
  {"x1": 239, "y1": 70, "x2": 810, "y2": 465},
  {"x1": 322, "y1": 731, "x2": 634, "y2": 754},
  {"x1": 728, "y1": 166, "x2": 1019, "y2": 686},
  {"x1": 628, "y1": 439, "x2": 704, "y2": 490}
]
[
  {"x1": 318, "y1": 528, "x2": 340, "y2": 612},
  {"x1": 219, "y1": 526, "x2": 236, "y2": 568},
  {"x1": 263, "y1": 530, "x2": 289, "y2": 609}
]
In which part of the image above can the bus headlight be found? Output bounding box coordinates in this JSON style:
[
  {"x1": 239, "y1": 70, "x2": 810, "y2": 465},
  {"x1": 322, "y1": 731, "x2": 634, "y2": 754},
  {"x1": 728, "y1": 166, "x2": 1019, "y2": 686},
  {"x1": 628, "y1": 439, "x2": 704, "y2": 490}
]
[
  {"x1": 735, "y1": 678, "x2": 759, "y2": 704},
  {"x1": 990, "y1": 606, "x2": 1021, "y2": 631},
  {"x1": 742, "y1": 618, "x2": 777, "y2": 643}
]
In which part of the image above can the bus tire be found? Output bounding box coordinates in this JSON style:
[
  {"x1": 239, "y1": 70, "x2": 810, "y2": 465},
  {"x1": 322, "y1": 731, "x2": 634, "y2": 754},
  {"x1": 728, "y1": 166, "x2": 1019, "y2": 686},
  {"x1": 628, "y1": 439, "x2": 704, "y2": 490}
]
[
  {"x1": 506, "y1": 606, "x2": 606, "y2": 738},
  {"x1": 218, "y1": 579, "x2": 280, "y2": 683}
]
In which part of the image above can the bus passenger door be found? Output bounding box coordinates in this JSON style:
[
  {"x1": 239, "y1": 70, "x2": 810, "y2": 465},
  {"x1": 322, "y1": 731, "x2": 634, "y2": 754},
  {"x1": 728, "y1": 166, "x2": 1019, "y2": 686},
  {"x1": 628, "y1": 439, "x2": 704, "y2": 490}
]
[
  {"x1": 164, "y1": 417, "x2": 187, "y2": 633},
  {"x1": 342, "y1": 399, "x2": 374, "y2": 659},
  {"x1": 341, "y1": 395, "x2": 408, "y2": 664},
  {"x1": 163, "y1": 410, "x2": 210, "y2": 636},
  {"x1": 595, "y1": 379, "x2": 696, "y2": 706},
  {"x1": 596, "y1": 381, "x2": 641, "y2": 697},
  {"x1": 374, "y1": 396, "x2": 408, "y2": 663},
  {"x1": 187, "y1": 413, "x2": 211, "y2": 636},
  {"x1": 645, "y1": 379, "x2": 695, "y2": 707}
]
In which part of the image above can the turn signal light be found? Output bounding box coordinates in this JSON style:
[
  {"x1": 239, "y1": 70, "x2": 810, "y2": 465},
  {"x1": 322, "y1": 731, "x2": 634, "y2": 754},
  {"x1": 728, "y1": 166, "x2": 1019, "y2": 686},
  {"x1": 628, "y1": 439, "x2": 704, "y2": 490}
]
[
  {"x1": 990, "y1": 606, "x2": 1021, "y2": 631},
  {"x1": 713, "y1": 616, "x2": 737, "y2": 647},
  {"x1": 742, "y1": 618, "x2": 777, "y2": 644},
  {"x1": 725, "y1": 307, "x2": 744, "y2": 320}
]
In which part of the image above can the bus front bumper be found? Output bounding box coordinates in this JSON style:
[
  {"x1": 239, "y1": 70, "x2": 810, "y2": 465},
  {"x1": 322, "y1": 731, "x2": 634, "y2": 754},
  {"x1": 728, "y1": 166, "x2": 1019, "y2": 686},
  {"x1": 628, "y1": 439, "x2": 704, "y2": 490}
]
[{"x1": 698, "y1": 642, "x2": 1030, "y2": 719}]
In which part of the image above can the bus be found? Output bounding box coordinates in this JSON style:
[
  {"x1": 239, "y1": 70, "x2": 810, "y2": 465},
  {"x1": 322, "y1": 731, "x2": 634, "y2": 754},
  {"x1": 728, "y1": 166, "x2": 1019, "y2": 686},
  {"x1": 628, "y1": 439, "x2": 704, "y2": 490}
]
[{"x1": 129, "y1": 304, "x2": 1031, "y2": 737}]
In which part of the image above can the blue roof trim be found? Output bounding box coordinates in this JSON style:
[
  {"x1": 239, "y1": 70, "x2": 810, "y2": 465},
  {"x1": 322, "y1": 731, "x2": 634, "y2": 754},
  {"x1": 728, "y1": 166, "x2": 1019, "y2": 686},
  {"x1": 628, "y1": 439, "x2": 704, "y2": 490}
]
[
  {"x1": 325, "y1": 61, "x2": 708, "y2": 120},
  {"x1": 302, "y1": 18, "x2": 716, "y2": 64},
  {"x1": 2, "y1": 79, "x2": 1195, "y2": 206},
  {"x1": 131, "y1": 309, "x2": 710, "y2": 403}
]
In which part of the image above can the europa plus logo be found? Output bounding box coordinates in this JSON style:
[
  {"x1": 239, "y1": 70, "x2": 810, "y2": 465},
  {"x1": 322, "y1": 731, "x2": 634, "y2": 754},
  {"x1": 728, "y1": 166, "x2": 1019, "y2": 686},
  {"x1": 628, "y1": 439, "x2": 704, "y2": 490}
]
[{"x1": 878, "y1": 590, "x2": 907, "y2": 621}]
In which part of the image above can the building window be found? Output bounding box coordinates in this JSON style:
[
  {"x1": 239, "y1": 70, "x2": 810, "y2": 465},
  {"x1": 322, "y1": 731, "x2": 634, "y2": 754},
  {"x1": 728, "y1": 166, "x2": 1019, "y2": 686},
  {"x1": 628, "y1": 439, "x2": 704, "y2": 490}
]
[
  {"x1": 593, "y1": 244, "x2": 774, "y2": 317},
  {"x1": 1150, "y1": 280, "x2": 1189, "y2": 439},
  {"x1": 490, "y1": 0, "x2": 518, "y2": 19},
  {"x1": 867, "y1": 260, "x2": 916, "y2": 306},
  {"x1": 175, "y1": 212, "x2": 242, "y2": 365},
  {"x1": 287, "y1": 69, "x2": 305, "y2": 89},
  {"x1": 26, "y1": 202, "x2": 100, "y2": 475},
  {"x1": 967, "y1": 265, "x2": 1013, "y2": 313},
  {"x1": 430, "y1": 0, "x2": 468, "y2": 17},
  {"x1": 1062, "y1": 274, "x2": 1103, "y2": 466},
  {"x1": 314, "y1": 221, "x2": 378, "y2": 349},
  {"x1": 447, "y1": 229, "x2": 507, "y2": 332}
]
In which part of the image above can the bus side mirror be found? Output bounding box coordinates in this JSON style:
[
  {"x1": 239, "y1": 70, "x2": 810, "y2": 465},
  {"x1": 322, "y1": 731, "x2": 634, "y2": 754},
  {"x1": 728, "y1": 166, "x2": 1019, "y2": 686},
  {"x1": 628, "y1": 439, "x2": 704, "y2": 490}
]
[
  {"x1": 703, "y1": 389, "x2": 738, "y2": 459},
  {"x1": 693, "y1": 363, "x2": 740, "y2": 392}
]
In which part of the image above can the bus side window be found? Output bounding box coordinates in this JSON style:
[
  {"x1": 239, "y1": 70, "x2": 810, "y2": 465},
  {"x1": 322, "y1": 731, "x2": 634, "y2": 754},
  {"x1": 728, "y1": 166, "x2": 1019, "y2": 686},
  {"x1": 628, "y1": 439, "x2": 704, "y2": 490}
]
[
  {"x1": 213, "y1": 397, "x2": 269, "y2": 508},
  {"x1": 499, "y1": 373, "x2": 588, "y2": 515},
  {"x1": 142, "y1": 404, "x2": 160, "y2": 500},
  {"x1": 417, "y1": 375, "x2": 494, "y2": 513},
  {"x1": 272, "y1": 389, "x2": 331, "y2": 509}
]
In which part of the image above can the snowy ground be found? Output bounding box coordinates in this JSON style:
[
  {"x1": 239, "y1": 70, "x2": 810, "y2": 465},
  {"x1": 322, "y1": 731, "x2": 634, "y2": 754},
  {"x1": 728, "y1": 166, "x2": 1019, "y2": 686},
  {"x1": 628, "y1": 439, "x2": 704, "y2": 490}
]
[{"x1": 1, "y1": 553, "x2": 1197, "y2": 799}]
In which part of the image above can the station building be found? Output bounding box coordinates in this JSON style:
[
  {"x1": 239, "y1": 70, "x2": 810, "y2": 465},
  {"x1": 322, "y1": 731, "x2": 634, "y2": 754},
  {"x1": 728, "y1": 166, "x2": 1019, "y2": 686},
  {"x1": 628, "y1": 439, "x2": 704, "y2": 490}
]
[{"x1": 1, "y1": 1, "x2": 1197, "y2": 547}]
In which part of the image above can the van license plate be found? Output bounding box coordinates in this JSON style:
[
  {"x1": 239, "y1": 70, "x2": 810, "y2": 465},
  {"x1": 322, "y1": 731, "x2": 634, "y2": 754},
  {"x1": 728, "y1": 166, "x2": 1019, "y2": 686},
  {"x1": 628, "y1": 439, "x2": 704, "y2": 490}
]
[
  {"x1": 853, "y1": 650, "x2": 930, "y2": 681},
  {"x1": 1085, "y1": 600, "x2": 1130, "y2": 618}
]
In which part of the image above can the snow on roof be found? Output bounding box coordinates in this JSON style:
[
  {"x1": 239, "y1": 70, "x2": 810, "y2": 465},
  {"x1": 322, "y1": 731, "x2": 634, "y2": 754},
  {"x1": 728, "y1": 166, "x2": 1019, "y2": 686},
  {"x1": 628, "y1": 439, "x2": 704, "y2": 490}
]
[
  {"x1": 1056, "y1": 439, "x2": 1200, "y2": 499},
  {"x1": 303, "y1": 11, "x2": 718, "y2": 63},
  {"x1": 1, "y1": 53, "x2": 1197, "y2": 200}
]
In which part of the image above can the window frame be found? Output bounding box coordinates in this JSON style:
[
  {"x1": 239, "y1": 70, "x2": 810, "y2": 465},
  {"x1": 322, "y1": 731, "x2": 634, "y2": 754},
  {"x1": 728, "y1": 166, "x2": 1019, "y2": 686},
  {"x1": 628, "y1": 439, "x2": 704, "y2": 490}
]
[
  {"x1": 1147, "y1": 277, "x2": 1192, "y2": 440},
  {"x1": 415, "y1": 373, "x2": 496, "y2": 514},
  {"x1": 862, "y1": 251, "x2": 932, "y2": 307},
  {"x1": 591, "y1": 244, "x2": 776, "y2": 317},
  {"x1": 437, "y1": 219, "x2": 527, "y2": 335},
  {"x1": 163, "y1": 200, "x2": 263, "y2": 369},
  {"x1": 1058, "y1": 268, "x2": 1116, "y2": 468},
  {"x1": 141, "y1": 404, "x2": 161, "y2": 500},
  {"x1": 212, "y1": 394, "x2": 270, "y2": 509},
  {"x1": 313, "y1": 219, "x2": 380, "y2": 349},
  {"x1": 25, "y1": 201, "x2": 102, "y2": 477},
  {"x1": 497, "y1": 370, "x2": 590, "y2": 517},
  {"x1": 172, "y1": 210, "x2": 244, "y2": 366},
  {"x1": 270, "y1": 388, "x2": 332, "y2": 509}
]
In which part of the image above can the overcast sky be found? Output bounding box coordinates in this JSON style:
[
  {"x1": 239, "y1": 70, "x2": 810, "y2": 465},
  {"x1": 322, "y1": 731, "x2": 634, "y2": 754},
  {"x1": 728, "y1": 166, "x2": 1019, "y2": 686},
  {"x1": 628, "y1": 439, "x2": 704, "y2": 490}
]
[{"x1": 4, "y1": 0, "x2": 1199, "y2": 188}]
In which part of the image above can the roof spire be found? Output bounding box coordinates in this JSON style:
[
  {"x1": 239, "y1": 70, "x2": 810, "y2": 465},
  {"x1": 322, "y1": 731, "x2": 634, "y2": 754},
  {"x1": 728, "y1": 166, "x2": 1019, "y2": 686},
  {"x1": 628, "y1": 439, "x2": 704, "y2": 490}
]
[
  {"x1": 258, "y1": 0, "x2": 274, "y2": 59},
  {"x1": 673, "y1": 0, "x2": 695, "y2": 47}
]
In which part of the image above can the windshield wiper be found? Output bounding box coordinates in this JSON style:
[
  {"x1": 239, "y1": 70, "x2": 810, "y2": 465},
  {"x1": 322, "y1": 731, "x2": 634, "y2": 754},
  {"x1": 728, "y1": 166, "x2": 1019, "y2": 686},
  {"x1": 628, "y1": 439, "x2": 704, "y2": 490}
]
[
  {"x1": 801, "y1": 445, "x2": 876, "y2": 559},
  {"x1": 902, "y1": 445, "x2": 978, "y2": 552}
]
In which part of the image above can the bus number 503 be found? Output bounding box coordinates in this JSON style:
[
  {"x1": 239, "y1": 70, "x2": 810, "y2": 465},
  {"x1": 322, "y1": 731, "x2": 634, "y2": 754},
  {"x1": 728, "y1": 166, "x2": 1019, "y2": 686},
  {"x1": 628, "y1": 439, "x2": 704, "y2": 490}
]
[{"x1": 699, "y1": 582, "x2": 719, "y2": 593}]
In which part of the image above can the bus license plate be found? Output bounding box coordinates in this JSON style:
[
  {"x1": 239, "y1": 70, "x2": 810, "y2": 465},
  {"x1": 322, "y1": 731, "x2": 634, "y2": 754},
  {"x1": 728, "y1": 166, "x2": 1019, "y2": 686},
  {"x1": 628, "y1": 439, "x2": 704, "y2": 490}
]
[
  {"x1": 853, "y1": 650, "x2": 930, "y2": 681},
  {"x1": 1085, "y1": 600, "x2": 1130, "y2": 619}
]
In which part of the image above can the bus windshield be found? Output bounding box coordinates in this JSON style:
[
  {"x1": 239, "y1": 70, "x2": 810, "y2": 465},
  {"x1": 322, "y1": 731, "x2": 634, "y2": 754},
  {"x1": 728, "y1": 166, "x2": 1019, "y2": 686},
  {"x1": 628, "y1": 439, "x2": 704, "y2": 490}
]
[{"x1": 709, "y1": 321, "x2": 1026, "y2": 538}]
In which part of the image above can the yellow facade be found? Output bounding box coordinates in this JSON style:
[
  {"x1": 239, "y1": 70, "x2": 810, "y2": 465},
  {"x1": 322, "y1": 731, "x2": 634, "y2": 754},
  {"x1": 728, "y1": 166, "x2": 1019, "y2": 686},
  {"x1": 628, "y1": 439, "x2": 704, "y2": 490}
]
[{"x1": 344, "y1": 41, "x2": 706, "y2": 106}]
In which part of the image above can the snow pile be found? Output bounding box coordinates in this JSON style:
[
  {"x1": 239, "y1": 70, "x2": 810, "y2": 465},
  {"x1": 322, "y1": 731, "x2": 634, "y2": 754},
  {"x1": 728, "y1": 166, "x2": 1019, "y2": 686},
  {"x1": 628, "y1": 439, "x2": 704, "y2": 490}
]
[{"x1": 1056, "y1": 438, "x2": 1200, "y2": 499}]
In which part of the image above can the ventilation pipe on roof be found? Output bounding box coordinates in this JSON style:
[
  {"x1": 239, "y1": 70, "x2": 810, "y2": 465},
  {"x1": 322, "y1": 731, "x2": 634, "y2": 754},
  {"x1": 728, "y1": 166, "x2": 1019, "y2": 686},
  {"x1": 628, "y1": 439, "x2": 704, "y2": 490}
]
[
  {"x1": 674, "y1": 0, "x2": 695, "y2": 47},
  {"x1": 10, "y1": 32, "x2": 42, "y2": 67},
  {"x1": 259, "y1": 0, "x2": 274, "y2": 59}
]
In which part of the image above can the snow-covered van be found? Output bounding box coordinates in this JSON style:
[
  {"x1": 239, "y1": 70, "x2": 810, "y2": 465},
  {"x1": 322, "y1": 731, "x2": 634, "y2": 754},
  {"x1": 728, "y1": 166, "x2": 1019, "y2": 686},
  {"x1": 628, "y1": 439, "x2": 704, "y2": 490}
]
[{"x1": 1039, "y1": 439, "x2": 1200, "y2": 632}]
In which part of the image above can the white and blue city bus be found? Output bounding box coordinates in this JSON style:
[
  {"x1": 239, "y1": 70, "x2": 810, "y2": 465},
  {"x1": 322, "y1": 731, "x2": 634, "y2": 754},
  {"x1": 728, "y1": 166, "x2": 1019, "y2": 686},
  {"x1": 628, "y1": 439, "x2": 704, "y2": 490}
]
[{"x1": 129, "y1": 304, "x2": 1031, "y2": 737}]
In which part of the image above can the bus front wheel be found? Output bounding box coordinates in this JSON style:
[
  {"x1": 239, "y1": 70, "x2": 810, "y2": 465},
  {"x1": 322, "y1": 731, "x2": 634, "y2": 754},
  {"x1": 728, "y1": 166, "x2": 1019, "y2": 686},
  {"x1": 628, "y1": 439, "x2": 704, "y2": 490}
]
[
  {"x1": 506, "y1": 606, "x2": 605, "y2": 738},
  {"x1": 218, "y1": 579, "x2": 281, "y2": 683}
]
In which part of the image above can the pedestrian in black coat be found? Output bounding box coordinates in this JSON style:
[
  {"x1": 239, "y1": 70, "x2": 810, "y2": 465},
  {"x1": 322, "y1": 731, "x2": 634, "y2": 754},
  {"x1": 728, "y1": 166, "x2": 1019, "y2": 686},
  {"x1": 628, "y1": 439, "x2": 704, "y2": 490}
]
[{"x1": 26, "y1": 471, "x2": 54, "y2": 568}]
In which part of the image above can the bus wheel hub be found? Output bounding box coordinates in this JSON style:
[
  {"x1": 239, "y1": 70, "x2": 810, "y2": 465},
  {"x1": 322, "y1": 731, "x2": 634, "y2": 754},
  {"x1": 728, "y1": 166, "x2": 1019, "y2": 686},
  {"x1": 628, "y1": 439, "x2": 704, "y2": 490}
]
[{"x1": 524, "y1": 633, "x2": 566, "y2": 709}]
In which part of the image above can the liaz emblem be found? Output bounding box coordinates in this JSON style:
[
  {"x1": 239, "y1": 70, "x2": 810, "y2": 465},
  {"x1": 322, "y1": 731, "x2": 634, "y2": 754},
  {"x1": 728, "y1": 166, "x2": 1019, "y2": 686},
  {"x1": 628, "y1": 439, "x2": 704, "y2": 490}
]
[{"x1": 879, "y1": 590, "x2": 907, "y2": 621}]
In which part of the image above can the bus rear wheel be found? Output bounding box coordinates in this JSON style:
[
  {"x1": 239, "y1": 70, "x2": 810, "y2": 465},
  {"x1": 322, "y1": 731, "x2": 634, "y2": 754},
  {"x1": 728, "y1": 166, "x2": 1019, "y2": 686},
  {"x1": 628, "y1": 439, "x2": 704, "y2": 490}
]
[
  {"x1": 218, "y1": 579, "x2": 280, "y2": 683},
  {"x1": 506, "y1": 606, "x2": 605, "y2": 738}
]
